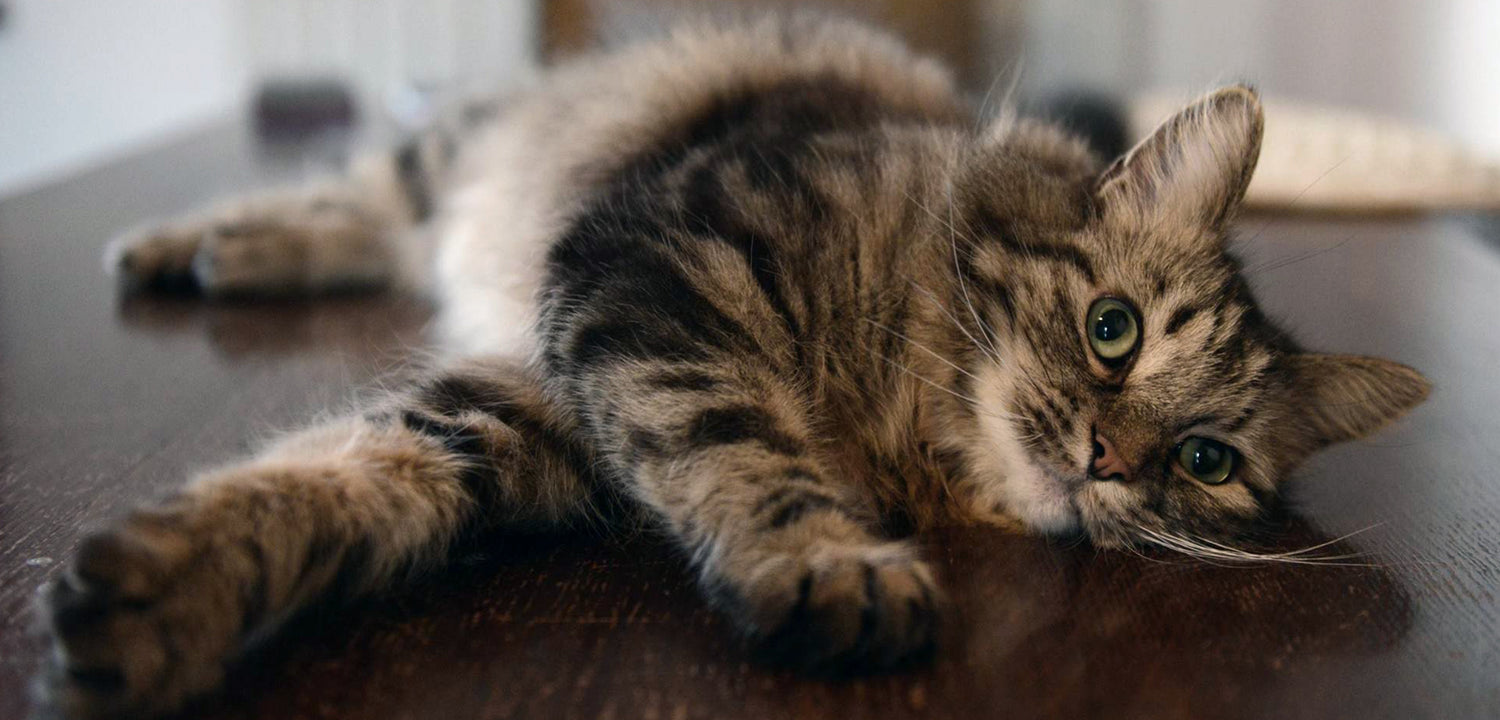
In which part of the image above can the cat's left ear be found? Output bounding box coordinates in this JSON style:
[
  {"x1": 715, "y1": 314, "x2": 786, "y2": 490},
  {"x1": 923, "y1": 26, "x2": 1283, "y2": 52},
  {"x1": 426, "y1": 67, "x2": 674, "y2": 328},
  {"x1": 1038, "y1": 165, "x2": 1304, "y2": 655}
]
[
  {"x1": 1279, "y1": 353, "x2": 1431, "y2": 452},
  {"x1": 1094, "y1": 85, "x2": 1263, "y2": 232}
]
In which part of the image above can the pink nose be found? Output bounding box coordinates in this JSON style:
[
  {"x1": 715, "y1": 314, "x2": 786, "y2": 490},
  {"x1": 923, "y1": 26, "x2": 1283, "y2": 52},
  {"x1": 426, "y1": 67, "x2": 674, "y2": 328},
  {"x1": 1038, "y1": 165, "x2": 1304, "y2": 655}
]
[{"x1": 1091, "y1": 432, "x2": 1131, "y2": 482}]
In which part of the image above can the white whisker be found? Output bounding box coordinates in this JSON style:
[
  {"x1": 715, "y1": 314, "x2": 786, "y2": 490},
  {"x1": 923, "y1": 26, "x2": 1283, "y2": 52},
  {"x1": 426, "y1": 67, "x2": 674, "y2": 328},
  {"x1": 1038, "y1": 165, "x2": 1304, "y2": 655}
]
[
  {"x1": 1194, "y1": 523, "x2": 1384, "y2": 559},
  {"x1": 1132, "y1": 526, "x2": 1380, "y2": 567},
  {"x1": 876, "y1": 354, "x2": 978, "y2": 406},
  {"x1": 945, "y1": 185, "x2": 1007, "y2": 362},
  {"x1": 862, "y1": 318, "x2": 981, "y2": 383},
  {"x1": 909, "y1": 280, "x2": 1001, "y2": 364},
  {"x1": 901, "y1": 188, "x2": 1004, "y2": 362},
  {"x1": 874, "y1": 353, "x2": 1022, "y2": 428}
]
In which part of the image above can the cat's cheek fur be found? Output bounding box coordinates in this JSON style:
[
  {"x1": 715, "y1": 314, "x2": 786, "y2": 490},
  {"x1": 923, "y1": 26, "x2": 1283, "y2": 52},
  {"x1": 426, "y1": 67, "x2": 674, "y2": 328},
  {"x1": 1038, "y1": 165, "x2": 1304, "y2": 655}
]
[{"x1": 962, "y1": 365, "x2": 1081, "y2": 534}]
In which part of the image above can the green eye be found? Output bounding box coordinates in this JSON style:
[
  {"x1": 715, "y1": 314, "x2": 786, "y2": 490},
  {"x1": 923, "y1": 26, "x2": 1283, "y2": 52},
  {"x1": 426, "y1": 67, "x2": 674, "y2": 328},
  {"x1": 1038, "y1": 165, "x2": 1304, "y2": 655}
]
[
  {"x1": 1176, "y1": 437, "x2": 1235, "y2": 485},
  {"x1": 1086, "y1": 298, "x2": 1140, "y2": 363}
]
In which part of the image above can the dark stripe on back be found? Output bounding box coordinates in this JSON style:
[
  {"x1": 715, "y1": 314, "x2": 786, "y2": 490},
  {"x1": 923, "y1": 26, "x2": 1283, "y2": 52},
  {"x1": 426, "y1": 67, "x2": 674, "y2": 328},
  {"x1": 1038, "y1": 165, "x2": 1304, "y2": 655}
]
[
  {"x1": 569, "y1": 320, "x2": 709, "y2": 368},
  {"x1": 568, "y1": 270, "x2": 751, "y2": 366},
  {"x1": 611, "y1": 74, "x2": 938, "y2": 189},
  {"x1": 643, "y1": 368, "x2": 723, "y2": 393},
  {"x1": 679, "y1": 161, "x2": 804, "y2": 343},
  {"x1": 685, "y1": 405, "x2": 805, "y2": 456},
  {"x1": 623, "y1": 426, "x2": 668, "y2": 463}
]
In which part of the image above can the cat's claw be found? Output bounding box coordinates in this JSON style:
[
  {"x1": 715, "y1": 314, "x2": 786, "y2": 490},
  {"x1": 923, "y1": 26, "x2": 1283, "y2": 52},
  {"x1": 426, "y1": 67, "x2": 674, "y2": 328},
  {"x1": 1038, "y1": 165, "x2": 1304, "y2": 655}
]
[{"x1": 738, "y1": 541, "x2": 942, "y2": 672}]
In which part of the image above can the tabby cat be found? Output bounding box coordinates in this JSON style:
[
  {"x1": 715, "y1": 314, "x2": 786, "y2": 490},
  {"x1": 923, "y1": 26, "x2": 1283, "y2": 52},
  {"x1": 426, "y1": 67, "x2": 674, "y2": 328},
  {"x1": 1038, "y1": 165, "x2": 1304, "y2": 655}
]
[{"x1": 42, "y1": 14, "x2": 1429, "y2": 719}]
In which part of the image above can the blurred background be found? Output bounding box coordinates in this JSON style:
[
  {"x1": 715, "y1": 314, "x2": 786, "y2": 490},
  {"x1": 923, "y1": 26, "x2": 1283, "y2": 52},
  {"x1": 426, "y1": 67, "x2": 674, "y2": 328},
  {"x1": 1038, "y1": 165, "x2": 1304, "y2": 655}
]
[{"x1": 1, "y1": 0, "x2": 1498, "y2": 203}]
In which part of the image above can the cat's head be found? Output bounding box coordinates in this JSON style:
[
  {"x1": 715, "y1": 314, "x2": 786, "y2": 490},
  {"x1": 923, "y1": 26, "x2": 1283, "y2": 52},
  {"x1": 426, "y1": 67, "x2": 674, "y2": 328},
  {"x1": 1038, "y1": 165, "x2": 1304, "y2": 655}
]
[{"x1": 947, "y1": 86, "x2": 1429, "y2": 549}]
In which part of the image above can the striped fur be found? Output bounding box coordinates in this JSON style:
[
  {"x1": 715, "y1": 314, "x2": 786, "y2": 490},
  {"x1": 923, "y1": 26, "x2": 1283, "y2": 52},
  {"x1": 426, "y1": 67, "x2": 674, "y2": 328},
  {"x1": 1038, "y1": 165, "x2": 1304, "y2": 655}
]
[{"x1": 53, "y1": 14, "x2": 1429, "y2": 718}]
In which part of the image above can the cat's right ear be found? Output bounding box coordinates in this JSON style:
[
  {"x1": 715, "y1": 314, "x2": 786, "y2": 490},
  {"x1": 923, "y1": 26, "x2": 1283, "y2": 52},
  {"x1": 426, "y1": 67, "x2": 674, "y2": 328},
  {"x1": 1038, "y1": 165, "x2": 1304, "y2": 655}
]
[
  {"x1": 1277, "y1": 353, "x2": 1431, "y2": 454},
  {"x1": 1094, "y1": 86, "x2": 1264, "y2": 233}
]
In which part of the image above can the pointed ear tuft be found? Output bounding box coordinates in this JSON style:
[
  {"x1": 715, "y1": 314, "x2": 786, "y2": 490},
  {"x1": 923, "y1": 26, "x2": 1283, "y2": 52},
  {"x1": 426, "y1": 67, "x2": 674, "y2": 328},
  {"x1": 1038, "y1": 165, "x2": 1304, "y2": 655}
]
[
  {"x1": 1284, "y1": 354, "x2": 1431, "y2": 451},
  {"x1": 1095, "y1": 85, "x2": 1263, "y2": 231}
]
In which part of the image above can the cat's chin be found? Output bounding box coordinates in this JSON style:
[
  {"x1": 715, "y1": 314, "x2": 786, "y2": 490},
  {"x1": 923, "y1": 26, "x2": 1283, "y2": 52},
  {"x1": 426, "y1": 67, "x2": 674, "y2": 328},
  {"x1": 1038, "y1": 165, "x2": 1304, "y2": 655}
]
[
  {"x1": 957, "y1": 450, "x2": 1082, "y2": 535},
  {"x1": 964, "y1": 450, "x2": 1082, "y2": 535},
  {"x1": 1007, "y1": 463, "x2": 1083, "y2": 535},
  {"x1": 1071, "y1": 481, "x2": 1141, "y2": 548}
]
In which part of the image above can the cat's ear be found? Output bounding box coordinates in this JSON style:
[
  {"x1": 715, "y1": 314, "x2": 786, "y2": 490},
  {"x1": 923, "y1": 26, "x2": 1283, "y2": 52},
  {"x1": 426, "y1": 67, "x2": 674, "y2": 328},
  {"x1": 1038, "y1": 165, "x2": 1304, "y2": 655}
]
[
  {"x1": 1279, "y1": 353, "x2": 1430, "y2": 451},
  {"x1": 1094, "y1": 86, "x2": 1263, "y2": 232}
]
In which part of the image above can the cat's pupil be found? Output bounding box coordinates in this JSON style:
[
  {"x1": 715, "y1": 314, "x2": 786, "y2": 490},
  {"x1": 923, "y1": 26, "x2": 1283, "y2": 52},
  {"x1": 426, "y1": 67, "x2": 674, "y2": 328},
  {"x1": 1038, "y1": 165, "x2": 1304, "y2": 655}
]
[
  {"x1": 1094, "y1": 309, "x2": 1130, "y2": 341},
  {"x1": 1190, "y1": 443, "x2": 1224, "y2": 474}
]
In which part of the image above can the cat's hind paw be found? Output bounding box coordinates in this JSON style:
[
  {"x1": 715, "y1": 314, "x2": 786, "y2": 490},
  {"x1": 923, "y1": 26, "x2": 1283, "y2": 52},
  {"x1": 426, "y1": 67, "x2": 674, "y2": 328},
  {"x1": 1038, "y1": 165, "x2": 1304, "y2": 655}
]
[{"x1": 104, "y1": 223, "x2": 208, "y2": 295}]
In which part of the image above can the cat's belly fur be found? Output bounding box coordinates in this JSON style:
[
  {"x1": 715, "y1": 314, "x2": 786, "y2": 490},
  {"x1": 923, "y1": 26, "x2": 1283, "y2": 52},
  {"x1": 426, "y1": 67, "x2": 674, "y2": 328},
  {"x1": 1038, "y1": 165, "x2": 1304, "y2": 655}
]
[{"x1": 430, "y1": 143, "x2": 557, "y2": 361}]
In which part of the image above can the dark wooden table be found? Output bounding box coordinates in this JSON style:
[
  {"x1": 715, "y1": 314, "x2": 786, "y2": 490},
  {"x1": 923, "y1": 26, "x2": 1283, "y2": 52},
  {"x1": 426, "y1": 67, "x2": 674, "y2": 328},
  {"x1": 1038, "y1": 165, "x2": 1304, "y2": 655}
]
[{"x1": 1, "y1": 122, "x2": 1496, "y2": 720}]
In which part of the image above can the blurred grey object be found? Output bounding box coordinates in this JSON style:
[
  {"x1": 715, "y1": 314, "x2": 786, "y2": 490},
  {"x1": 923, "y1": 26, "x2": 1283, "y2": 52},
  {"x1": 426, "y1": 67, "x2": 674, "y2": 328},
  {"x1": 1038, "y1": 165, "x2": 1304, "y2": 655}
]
[{"x1": 253, "y1": 78, "x2": 357, "y2": 138}]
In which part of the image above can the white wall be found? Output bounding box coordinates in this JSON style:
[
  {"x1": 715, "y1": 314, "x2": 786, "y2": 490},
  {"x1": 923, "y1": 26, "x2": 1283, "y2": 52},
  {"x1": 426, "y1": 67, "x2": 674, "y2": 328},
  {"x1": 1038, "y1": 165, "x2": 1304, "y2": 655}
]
[
  {"x1": 241, "y1": 0, "x2": 539, "y2": 129},
  {"x1": 0, "y1": 0, "x2": 251, "y2": 197},
  {"x1": 0, "y1": 0, "x2": 540, "y2": 199},
  {"x1": 1431, "y1": 0, "x2": 1500, "y2": 158}
]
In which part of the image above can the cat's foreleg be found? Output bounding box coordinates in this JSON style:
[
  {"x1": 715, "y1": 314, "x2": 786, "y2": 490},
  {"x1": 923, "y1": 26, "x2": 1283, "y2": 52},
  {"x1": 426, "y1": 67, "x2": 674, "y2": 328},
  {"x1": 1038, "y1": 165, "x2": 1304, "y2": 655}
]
[
  {"x1": 39, "y1": 359, "x2": 595, "y2": 719},
  {"x1": 588, "y1": 362, "x2": 942, "y2": 670}
]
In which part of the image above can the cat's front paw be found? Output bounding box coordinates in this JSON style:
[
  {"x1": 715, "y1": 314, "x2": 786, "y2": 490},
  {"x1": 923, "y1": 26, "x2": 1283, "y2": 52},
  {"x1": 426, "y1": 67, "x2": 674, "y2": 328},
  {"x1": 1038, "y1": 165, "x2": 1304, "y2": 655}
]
[
  {"x1": 735, "y1": 541, "x2": 942, "y2": 672},
  {"x1": 39, "y1": 518, "x2": 242, "y2": 719}
]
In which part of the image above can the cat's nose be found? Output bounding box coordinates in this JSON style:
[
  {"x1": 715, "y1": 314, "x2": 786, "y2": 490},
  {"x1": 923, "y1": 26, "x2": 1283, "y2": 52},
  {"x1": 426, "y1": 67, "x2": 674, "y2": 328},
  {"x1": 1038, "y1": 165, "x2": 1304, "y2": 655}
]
[{"x1": 1090, "y1": 432, "x2": 1131, "y2": 482}]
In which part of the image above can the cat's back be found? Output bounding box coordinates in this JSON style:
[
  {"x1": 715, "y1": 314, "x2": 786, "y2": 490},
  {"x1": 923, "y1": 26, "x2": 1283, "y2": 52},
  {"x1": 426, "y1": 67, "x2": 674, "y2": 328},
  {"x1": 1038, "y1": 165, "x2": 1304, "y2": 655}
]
[
  {"x1": 433, "y1": 13, "x2": 968, "y2": 356},
  {"x1": 489, "y1": 11, "x2": 965, "y2": 194}
]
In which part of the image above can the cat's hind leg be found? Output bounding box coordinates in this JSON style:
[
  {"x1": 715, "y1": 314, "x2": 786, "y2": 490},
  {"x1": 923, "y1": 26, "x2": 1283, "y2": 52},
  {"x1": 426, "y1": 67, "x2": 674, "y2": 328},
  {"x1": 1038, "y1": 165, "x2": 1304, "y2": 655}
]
[
  {"x1": 107, "y1": 139, "x2": 444, "y2": 297},
  {"x1": 39, "y1": 359, "x2": 597, "y2": 719}
]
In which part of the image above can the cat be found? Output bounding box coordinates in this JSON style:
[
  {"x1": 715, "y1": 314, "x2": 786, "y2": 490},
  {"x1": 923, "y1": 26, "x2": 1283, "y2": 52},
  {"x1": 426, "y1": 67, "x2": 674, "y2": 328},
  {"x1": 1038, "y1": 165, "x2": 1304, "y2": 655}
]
[{"x1": 41, "y1": 13, "x2": 1429, "y2": 720}]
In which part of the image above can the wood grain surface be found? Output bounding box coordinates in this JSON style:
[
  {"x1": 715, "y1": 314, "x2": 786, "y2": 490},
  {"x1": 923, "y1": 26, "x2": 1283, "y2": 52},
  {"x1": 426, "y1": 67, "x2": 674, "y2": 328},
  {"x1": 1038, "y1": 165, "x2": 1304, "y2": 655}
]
[{"x1": 0, "y1": 122, "x2": 1495, "y2": 719}]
